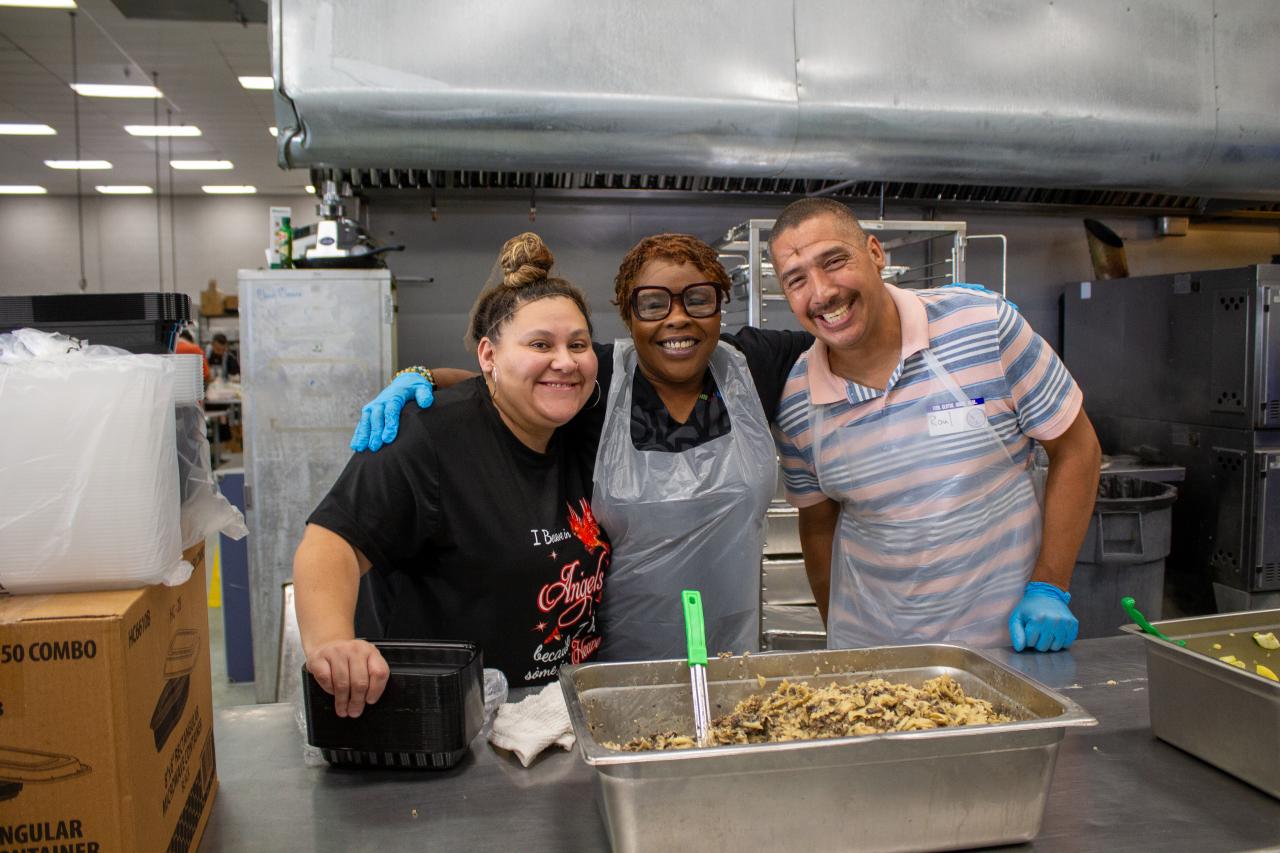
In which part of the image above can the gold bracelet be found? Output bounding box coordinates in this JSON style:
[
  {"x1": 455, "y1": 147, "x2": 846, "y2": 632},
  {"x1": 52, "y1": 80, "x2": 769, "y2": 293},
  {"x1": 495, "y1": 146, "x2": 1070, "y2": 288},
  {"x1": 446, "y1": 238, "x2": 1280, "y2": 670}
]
[{"x1": 394, "y1": 365, "x2": 435, "y2": 386}]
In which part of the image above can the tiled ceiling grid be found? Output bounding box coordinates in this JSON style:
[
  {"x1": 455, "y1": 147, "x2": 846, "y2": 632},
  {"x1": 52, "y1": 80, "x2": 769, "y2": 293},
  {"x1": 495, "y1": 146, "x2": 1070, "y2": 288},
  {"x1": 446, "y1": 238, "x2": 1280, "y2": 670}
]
[{"x1": 0, "y1": 0, "x2": 306, "y2": 194}]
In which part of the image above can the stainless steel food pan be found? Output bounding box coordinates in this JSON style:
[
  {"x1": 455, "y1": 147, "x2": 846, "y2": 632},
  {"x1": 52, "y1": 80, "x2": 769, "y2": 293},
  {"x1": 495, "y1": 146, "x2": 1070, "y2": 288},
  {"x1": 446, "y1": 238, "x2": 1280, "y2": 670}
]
[
  {"x1": 560, "y1": 644, "x2": 1095, "y2": 853},
  {"x1": 1121, "y1": 608, "x2": 1280, "y2": 798}
]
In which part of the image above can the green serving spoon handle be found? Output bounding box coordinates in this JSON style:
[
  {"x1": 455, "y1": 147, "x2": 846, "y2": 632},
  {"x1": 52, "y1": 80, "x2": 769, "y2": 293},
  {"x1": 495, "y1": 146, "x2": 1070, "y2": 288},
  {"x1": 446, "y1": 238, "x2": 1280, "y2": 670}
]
[
  {"x1": 682, "y1": 590, "x2": 708, "y2": 666},
  {"x1": 1122, "y1": 596, "x2": 1186, "y2": 647}
]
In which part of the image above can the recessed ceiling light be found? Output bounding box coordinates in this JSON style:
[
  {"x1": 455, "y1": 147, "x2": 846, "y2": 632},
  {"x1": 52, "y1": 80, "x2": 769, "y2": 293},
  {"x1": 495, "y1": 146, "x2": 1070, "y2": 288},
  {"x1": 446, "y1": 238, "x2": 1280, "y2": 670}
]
[
  {"x1": 305, "y1": 185, "x2": 316, "y2": 194},
  {"x1": 0, "y1": 1, "x2": 77, "y2": 8},
  {"x1": 45, "y1": 159, "x2": 111, "y2": 170},
  {"x1": 0, "y1": 185, "x2": 48, "y2": 194},
  {"x1": 268, "y1": 126, "x2": 278, "y2": 137},
  {"x1": 71, "y1": 83, "x2": 163, "y2": 98},
  {"x1": 125, "y1": 125, "x2": 201, "y2": 137},
  {"x1": 0, "y1": 123, "x2": 56, "y2": 135},
  {"x1": 238, "y1": 76, "x2": 274, "y2": 90},
  {"x1": 95, "y1": 185, "x2": 153, "y2": 194},
  {"x1": 171, "y1": 160, "x2": 233, "y2": 170},
  {"x1": 202, "y1": 185, "x2": 256, "y2": 194}
]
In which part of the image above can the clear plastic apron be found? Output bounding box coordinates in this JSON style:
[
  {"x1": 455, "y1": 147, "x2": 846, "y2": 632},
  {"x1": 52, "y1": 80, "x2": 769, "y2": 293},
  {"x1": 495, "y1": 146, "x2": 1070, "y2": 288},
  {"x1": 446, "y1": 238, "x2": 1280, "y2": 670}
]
[
  {"x1": 592, "y1": 341, "x2": 776, "y2": 661},
  {"x1": 814, "y1": 349, "x2": 1040, "y2": 648}
]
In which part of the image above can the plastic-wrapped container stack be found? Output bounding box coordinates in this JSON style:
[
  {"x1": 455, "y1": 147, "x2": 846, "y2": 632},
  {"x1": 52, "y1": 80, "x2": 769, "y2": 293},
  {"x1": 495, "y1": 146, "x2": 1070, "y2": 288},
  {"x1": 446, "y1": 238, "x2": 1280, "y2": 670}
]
[{"x1": 0, "y1": 330, "x2": 191, "y2": 594}]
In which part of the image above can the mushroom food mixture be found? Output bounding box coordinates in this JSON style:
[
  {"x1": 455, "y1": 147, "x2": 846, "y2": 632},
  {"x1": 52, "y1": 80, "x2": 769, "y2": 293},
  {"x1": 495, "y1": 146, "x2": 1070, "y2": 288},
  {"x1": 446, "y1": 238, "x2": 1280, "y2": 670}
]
[{"x1": 608, "y1": 674, "x2": 1012, "y2": 752}]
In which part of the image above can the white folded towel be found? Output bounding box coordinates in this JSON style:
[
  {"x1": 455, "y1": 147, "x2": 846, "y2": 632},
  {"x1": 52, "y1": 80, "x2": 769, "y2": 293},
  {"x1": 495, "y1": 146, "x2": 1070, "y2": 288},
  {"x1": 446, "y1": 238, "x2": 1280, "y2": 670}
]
[{"x1": 488, "y1": 681, "x2": 576, "y2": 767}]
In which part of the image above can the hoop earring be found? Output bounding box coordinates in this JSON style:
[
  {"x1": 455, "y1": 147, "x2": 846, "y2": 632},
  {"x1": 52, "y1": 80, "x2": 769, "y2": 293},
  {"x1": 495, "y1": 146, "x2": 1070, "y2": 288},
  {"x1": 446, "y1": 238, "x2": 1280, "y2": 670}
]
[
  {"x1": 588, "y1": 379, "x2": 602, "y2": 409},
  {"x1": 489, "y1": 365, "x2": 499, "y2": 399}
]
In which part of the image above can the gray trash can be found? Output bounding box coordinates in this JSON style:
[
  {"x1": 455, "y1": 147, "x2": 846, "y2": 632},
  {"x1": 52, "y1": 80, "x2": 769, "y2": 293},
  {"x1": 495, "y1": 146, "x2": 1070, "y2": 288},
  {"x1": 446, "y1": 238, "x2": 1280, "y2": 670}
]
[{"x1": 1068, "y1": 475, "x2": 1177, "y2": 639}]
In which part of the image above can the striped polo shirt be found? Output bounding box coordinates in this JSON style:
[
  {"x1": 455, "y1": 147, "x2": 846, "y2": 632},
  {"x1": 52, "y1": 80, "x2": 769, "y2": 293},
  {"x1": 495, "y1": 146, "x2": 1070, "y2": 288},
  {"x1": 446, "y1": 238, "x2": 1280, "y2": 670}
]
[{"x1": 774, "y1": 284, "x2": 1082, "y2": 510}]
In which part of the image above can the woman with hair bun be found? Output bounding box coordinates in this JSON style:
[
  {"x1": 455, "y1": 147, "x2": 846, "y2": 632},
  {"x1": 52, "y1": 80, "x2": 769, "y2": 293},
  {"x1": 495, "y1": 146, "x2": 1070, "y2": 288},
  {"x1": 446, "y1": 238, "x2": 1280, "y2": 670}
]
[{"x1": 293, "y1": 232, "x2": 609, "y2": 715}]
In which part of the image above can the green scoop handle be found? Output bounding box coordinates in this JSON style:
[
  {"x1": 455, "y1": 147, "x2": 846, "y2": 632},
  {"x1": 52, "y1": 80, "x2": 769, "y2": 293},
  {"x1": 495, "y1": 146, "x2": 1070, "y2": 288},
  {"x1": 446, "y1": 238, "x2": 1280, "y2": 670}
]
[
  {"x1": 1122, "y1": 596, "x2": 1186, "y2": 647},
  {"x1": 682, "y1": 590, "x2": 708, "y2": 667}
]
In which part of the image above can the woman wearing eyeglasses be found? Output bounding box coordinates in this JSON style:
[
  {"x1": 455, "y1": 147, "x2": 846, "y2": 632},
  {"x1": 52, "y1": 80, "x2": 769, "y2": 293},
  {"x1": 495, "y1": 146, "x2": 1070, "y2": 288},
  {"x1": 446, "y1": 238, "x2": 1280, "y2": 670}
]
[
  {"x1": 355, "y1": 234, "x2": 811, "y2": 661},
  {"x1": 586, "y1": 234, "x2": 808, "y2": 660}
]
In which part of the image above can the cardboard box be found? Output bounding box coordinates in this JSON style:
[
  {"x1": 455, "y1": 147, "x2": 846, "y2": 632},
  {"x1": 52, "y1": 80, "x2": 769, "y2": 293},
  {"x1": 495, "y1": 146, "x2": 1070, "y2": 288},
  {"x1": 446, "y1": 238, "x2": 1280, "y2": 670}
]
[
  {"x1": 0, "y1": 546, "x2": 216, "y2": 852},
  {"x1": 199, "y1": 280, "x2": 225, "y2": 317}
]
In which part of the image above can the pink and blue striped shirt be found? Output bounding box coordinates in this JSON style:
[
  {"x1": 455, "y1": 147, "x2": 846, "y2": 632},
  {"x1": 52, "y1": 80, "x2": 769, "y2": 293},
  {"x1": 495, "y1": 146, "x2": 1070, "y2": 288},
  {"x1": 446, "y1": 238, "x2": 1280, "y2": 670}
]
[{"x1": 774, "y1": 284, "x2": 1083, "y2": 510}]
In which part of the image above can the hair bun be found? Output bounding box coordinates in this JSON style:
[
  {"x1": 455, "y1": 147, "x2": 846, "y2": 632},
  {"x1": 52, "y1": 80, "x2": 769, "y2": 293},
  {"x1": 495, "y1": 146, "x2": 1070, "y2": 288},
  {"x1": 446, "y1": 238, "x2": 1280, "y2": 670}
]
[{"x1": 498, "y1": 232, "x2": 554, "y2": 288}]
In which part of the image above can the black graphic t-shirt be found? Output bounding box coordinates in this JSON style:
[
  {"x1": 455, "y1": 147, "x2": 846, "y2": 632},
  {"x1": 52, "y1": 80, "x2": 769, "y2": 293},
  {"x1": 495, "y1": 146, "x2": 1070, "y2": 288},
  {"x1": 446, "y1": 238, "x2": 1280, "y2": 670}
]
[
  {"x1": 574, "y1": 327, "x2": 812, "y2": 453},
  {"x1": 309, "y1": 377, "x2": 610, "y2": 687}
]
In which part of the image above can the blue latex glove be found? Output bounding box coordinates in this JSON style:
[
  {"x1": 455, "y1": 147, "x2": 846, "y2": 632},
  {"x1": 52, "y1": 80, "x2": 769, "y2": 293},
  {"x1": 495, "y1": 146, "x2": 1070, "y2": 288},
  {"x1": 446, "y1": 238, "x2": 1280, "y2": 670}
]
[
  {"x1": 939, "y1": 282, "x2": 1019, "y2": 312},
  {"x1": 1008, "y1": 582, "x2": 1079, "y2": 652},
  {"x1": 349, "y1": 373, "x2": 434, "y2": 452}
]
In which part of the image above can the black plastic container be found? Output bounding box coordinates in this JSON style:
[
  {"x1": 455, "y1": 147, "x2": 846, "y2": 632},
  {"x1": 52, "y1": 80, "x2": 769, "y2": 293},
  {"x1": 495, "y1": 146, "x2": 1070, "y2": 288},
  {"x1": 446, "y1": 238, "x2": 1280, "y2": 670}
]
[
  {"x1": 303, "y1": 640, "x2": 484, "y2": 769},
  {"x1": 0, "y1": 292, "x2": 191, "y2": 354}
]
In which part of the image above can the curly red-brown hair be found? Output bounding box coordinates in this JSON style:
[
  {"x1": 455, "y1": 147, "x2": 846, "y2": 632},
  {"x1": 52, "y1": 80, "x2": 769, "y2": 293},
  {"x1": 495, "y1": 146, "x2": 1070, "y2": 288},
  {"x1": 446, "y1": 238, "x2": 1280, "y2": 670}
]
[{"x1": 612, "y1": 233, "x2": 731, "y2": 325}]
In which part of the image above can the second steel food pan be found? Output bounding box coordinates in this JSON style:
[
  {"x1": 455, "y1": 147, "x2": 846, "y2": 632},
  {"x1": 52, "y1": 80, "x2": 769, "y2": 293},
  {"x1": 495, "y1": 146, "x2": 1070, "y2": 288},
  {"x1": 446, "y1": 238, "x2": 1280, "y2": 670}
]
[{"x1": 1122, "y1": 608, "x2": 1280, "y2": 798}]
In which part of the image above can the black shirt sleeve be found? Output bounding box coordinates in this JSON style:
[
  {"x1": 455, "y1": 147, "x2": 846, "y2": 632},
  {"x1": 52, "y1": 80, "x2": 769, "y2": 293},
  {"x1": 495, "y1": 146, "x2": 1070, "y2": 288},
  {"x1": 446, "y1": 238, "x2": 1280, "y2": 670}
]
[
  {"x1": 719, "y1": 327, "x2": 813, "y2": 422},
  {"x1": 307, "y1": 403, "x2": 442, "y2": 568}
]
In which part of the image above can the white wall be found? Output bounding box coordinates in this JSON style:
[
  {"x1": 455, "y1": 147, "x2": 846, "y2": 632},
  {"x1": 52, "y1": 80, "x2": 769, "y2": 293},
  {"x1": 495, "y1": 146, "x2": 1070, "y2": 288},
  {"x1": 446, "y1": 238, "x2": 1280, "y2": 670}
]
[
  {"x1": 2, "y1": 193, "x2": 1277, "y2": 365},
  {"x1": 0, "y1": 193, "x2": 316, "y2": 305}
]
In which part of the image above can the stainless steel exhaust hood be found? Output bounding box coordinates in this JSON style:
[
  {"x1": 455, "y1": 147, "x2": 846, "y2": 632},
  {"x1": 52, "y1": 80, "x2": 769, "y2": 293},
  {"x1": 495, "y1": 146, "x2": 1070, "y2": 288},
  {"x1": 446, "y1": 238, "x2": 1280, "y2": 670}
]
[{"x1": 271, "y1": 0, "x2": 1280, "y2": 200}]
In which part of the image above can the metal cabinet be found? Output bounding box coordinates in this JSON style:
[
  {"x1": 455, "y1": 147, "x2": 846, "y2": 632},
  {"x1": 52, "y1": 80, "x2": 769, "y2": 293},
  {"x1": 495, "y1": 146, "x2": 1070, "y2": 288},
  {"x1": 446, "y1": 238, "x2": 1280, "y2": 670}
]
[
  {"x1": 238, "y1": 269, "x2": 395, "y2": 701},
  {"x1": 760, "y1": 471, "x2": 826, "y2": 650},
  {"x1": 1063, "y1": 264, "x2": 1280, "y2": 613}
]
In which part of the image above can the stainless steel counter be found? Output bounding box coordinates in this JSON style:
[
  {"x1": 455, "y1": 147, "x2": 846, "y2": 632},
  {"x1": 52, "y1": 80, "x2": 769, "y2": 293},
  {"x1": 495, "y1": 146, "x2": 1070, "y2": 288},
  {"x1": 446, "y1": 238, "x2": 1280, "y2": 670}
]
[{"x1": 202, "y1": 636, "x2": 1280, "y2": 852}]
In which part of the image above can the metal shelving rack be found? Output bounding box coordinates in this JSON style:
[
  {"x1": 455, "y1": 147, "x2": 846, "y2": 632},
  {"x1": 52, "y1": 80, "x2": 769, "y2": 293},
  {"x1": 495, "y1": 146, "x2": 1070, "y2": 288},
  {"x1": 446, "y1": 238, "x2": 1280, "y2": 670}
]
[{"x1": 716, "y1": 218, "x2": 969, "y2": 330}]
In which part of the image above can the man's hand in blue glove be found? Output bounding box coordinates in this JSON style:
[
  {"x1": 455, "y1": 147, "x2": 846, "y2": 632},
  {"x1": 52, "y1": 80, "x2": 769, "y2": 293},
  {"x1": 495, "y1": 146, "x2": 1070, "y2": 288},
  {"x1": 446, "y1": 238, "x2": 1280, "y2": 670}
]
[
  {"x1": 1008, "y1": 581, "x2": 1079, "y2": 652},
  {"x1": 939, "y1": 282, "x2": 1019, "y2": 312},
  {"x1": 349, "y1": 373, "x2": 433, "y2": 452}
]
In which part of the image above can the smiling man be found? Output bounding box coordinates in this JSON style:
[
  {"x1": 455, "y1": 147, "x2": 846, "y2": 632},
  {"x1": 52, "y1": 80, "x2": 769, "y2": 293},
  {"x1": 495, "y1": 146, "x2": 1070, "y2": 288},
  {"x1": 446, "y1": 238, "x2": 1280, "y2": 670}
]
[{"x1": 769, "y1": 198, "x2": 1102, "y2": 653}]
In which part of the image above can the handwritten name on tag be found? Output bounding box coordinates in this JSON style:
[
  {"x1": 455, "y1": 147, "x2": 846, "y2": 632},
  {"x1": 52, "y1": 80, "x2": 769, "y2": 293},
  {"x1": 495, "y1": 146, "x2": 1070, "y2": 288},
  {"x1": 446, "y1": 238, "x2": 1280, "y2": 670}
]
[{"x1": 926, "y1": 398, "x2": 987, "y2": 437}]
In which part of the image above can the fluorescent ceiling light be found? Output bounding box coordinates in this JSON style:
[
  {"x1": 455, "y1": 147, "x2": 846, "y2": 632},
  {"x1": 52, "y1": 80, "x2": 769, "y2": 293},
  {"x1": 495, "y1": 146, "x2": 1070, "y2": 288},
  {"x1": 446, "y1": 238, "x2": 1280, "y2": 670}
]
[
  {"x1": 0, "y1": 123, "x2": 56, "y2": 135},
  {"x1": 0, "y1": 185, "x2": 47, "y2": 194},
  {"x1": 71, "y1": 83, "x2": 162, "y2": 98},
  {"x1": 95, "y1": 185, "x2": 152, "y2": 194},
  {"x1": 125, "y1": 125, "x2": 201, "y2": 137},
  {"x1": 0, "y1": 1, "x2": 77, "y2": 8},
  {"x1": 202, "y1": 185, "x2": 256, "y2": 194},
  {"x1": 238, "y1": 76, "x2": 274, "y2": 90},
  {"x1": 45, "y1": 159, "x2": 111, "y2": 169},
  {"x1": 268, "y1": 126, "x2": 278, "y2": 137},
  {"x1": 171, "y1": 160, "x2": 233, "y2": 170}
]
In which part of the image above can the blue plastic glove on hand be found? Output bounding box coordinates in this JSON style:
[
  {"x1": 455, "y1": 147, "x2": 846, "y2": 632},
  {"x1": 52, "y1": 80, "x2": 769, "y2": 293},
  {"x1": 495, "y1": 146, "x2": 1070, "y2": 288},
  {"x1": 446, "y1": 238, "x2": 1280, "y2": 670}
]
[
  {"x1": 349, "y1": 373, "x2": 433, "y2": 452},
  {"x1": 939, "y1": 282, "x2": 1019, "y2": 312},
  {"x1": 1008, "y1": 581, "x2": 1079, "y2": 653}
]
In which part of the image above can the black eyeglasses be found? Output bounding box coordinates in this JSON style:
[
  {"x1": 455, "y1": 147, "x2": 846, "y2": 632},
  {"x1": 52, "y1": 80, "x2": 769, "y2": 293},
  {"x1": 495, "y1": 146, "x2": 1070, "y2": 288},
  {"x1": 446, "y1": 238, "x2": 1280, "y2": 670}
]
[{"x1": 630, "y1": 283, "x2": 725, "y2": 321}]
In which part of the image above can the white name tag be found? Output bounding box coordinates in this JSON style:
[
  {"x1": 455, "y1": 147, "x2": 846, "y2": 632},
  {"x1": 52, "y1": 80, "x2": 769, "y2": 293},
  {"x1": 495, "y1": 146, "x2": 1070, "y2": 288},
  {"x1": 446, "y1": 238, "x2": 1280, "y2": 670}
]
[{"x1": 926, "y1": 398, "x2": 987, "y2": 437}]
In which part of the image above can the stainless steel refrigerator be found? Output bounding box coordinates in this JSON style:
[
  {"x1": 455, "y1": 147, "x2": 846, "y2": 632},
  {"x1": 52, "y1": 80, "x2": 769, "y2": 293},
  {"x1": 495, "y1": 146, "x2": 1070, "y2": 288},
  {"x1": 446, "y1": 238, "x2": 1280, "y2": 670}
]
[
  {"x1": 1062, "y1": 264, "x2": 1280, "y2": 614},
  {"x1": 238, "y1": 269, "x2": 395, "y2": 702}
]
